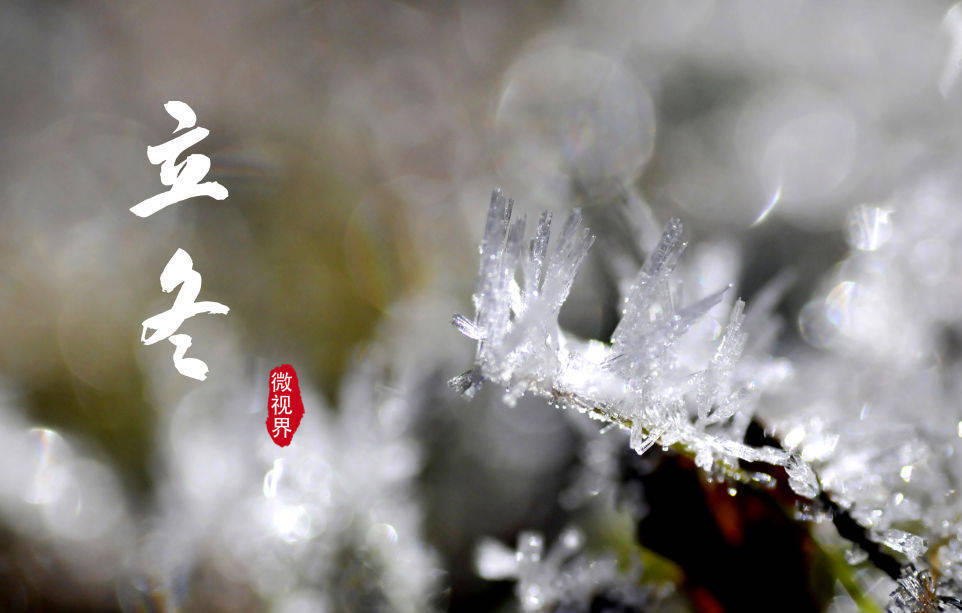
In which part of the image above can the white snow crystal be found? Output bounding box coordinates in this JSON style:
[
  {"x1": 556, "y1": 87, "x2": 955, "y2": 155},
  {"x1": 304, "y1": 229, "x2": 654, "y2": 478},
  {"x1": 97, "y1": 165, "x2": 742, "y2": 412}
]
[{"x1": 451, "y1": 190, "x2": 817, "y2": 496}]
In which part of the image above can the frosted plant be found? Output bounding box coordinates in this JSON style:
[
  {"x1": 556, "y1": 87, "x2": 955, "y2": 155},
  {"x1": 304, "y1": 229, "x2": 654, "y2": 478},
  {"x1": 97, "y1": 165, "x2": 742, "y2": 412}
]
[
  {"x1": 752, "y1": 175, "x2": 962, "y2": 600},
  {"x1": 475, "y1": 527, "x2": 655, "y2": 612},
  {"x1": 451, "y1": 189, "x2": 962, "y2": 609},
  {"x1": 255, "y1": 351, "x2": 437, "y2": 612},
  {"x1": 628, "y1": 168, "x2": 962, "y2": 611},
  {"x1": 888, "y1": 567, "x2": 962, "y2": 612},
  {"x1": 129, "y1": 340, "x2": 439, "y2": 611},
  {"x1": 451, "y1": 189, "x2": 813, "y2": 494}
]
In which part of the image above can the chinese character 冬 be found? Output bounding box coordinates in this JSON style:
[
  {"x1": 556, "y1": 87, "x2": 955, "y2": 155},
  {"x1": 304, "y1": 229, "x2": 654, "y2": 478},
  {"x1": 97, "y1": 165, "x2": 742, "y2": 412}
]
[
  {"x1": 130, "y1": 101, "x2": 228, "y2": 218},
  {"x1": 141, "y1": 248, "x2": 229, "y2": 380}
]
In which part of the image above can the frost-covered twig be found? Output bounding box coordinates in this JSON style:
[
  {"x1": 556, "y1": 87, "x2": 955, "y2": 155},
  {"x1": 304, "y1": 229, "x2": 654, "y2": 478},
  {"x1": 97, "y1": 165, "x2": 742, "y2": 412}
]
[
  {"x1": 450, "y1": 190, "x2": 954, "y2": 604},
  {"x1": 451, "y1": 189, "x2": 816, "y2": 495}
]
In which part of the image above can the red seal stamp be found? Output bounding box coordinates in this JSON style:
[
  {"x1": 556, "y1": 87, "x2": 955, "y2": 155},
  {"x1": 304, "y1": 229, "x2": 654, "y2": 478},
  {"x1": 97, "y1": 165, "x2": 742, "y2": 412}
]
[{"x1": 266, "y1": 364, "x2": 304, "y2": 446}]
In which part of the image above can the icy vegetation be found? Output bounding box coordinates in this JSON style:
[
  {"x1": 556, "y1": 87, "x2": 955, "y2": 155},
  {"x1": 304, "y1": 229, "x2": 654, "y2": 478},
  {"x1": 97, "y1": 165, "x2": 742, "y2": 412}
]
[
  {"x1": 127, "y1": 346, "x2": 439, "y2": 612},
  {"x1": 475, "y1": 527, "x2": 654, "y2": 612},
  {"x1": 13, "y1": 2, "x2": 962, "y2": 609},
  {"x1": 452, "y1": 189, "x2": 811, "y2": 493},
  {"x1": 759, "y1": 175, "x2": 962, "y2": 611},
  {"x1": 453, "y1": 188, "x2": 962, "y2": 611}
]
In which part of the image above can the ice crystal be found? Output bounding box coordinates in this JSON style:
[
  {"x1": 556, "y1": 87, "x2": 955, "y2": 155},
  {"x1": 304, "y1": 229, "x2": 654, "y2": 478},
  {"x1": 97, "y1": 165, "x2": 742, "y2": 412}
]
[
  {"x1": 475, "y1": 527, "x2": 651, "y2": 612},
  {"x1": 888, "y1": 567, "x2": 962, "y2": 612},
  {"x1": 876, "y1": 529, "x2": 927, "y2": 561},
  {"x1": 452, "y1": 190, "x2": 811, "y2": 494},
  {"x1": 889, "y1": 568, "x2": 941, "y2": 613},
  {"x1": 787, "y1": 453, "x2": 821, "y2": 500}
]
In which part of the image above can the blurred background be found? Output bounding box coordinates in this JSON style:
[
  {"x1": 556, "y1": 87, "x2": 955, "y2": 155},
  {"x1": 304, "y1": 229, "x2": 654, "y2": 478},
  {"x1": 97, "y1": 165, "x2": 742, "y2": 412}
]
[{"x1": 2, "y1": 1, "x2": 962, "y2": 611}]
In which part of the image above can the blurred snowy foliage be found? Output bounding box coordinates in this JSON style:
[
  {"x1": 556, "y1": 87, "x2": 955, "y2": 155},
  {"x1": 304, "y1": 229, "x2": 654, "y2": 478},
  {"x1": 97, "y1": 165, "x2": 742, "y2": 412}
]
[
  {"x1": 475, "y1": 528, "x2": 656, "y2": 612},
  {"x1": 125, "y1": 342, "x2": 440, "y2": 611}
]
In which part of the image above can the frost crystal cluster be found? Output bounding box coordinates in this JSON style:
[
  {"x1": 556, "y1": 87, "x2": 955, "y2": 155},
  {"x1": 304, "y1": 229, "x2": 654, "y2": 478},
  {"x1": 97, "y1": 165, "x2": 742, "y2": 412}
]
[
  {"x1": 452, "y1": 189, "x2": 813, "y2": 494},
  {"x1": 453, "y1": 183, "x2": 962, "y2": 610},
  {"x1": 125, "y1": 342, "x2": 439, "y2": 612},
  {"x1": 757, "y1": 177, "x2": 962, "y2": 609},
  {"x1": 475, "y1": 527, "x2": 653, "y2": 612}
]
